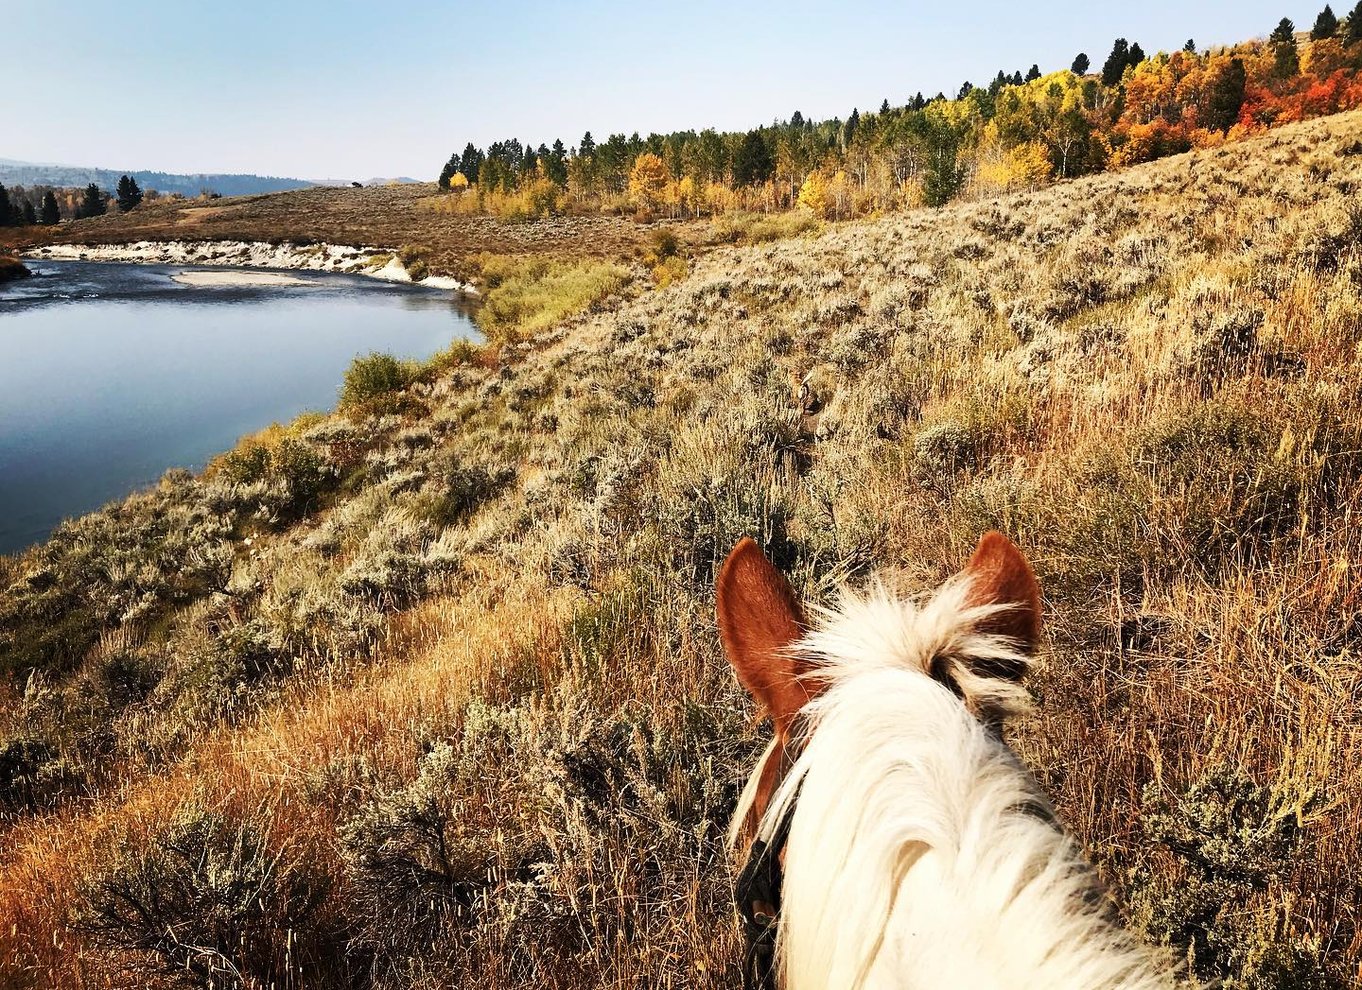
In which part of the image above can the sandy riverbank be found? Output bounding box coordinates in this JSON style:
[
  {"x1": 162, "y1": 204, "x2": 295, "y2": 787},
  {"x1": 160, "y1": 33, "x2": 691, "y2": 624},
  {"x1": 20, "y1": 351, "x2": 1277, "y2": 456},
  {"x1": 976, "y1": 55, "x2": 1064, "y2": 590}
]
[
  {"x1": 171, "y1": 270, "x2": 311, "y2": 287},
  {"x1": 23, "y1": 240, "x2": 471, "y2": 293}
]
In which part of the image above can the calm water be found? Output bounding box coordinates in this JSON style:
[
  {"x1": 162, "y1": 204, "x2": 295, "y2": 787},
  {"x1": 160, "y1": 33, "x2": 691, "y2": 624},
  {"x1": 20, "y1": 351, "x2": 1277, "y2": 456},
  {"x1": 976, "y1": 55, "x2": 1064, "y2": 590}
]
[{"x1": 0, "y1": 260, "x2": 477, "y2": 555}]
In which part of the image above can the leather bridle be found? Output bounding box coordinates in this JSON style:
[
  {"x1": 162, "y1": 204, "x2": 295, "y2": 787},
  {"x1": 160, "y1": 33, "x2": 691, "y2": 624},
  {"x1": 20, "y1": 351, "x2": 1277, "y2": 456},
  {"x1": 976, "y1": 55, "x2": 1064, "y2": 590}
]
[{"x1": 735, "y1": 798, "x2": 795, "y2": 990}]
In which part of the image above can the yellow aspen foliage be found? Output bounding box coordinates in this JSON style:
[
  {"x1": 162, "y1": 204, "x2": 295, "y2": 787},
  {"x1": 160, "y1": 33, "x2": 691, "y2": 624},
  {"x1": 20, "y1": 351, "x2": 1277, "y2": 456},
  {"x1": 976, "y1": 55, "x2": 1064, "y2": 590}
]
[
  {"x1": 827, "y1": 170, "x2": 853, "y2": 219},
  {"x1": 676, "y1": 175, "x2": 699, "y2": 217},
  {"x1": 628, "y1": 153, "x2": 670, "y2": 212},
  {"x1": 704, "y1": 181, "x2": 737, "y2": 215},
  {"x1": 449, "y1": 172, "x2": 469, "y2": 192},
  {"x1": 797, "y1": 171, "x2": 830, "y2": 218}
]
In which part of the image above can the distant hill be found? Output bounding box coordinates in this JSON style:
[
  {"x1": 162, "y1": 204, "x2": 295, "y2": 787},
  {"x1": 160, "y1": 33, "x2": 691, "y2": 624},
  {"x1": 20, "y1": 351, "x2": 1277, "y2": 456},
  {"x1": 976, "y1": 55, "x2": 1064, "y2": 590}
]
[{"x1": 0, "y1": 159, "x2": 326, "y2": 197}]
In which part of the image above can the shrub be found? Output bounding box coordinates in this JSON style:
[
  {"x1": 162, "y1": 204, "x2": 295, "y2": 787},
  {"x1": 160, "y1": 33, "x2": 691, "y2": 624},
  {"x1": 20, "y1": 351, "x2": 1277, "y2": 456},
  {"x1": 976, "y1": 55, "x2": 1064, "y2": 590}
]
[
  {"x1": 1128, "y1": 764, "x2": 1329, "y2": 989},
  {"x1": 340, "y1": 352, "x2": 416, "y2": 409},
  {"x1": 75, "y1": 809, "x2": 331, "y2": 987}
]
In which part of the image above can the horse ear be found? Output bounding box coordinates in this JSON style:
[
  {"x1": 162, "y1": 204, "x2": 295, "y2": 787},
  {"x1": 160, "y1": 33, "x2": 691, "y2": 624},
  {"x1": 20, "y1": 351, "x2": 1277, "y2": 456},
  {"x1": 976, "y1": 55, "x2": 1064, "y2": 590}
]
[
  {"x1": 716, "y1": 538, "x2": 810, "y2": 735},
  {"x1": 963, "y1": 531, "x2": 1041, "y2": 653}
]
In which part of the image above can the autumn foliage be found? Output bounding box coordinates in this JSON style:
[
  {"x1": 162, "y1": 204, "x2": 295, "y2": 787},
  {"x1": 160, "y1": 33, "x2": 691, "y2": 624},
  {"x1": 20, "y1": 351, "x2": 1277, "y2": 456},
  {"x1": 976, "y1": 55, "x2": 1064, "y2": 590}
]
[{"x1": 433, "y1": 24, "x2": 1362, "y2": 222}]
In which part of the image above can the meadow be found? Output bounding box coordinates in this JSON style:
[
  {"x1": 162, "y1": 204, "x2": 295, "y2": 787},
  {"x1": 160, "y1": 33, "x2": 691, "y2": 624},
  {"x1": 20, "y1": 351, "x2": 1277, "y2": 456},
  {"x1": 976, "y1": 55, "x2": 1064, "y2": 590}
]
[{"x1": 3, "y1": 109, "x2": 1362, "y2": 989}]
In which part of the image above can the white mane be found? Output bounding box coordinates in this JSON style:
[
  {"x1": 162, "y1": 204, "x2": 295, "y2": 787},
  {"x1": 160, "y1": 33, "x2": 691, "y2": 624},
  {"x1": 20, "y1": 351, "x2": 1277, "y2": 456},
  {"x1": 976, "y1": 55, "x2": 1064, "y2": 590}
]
[{"x1": 735, "y1": 576, "x2": 1174, "y2": 990}]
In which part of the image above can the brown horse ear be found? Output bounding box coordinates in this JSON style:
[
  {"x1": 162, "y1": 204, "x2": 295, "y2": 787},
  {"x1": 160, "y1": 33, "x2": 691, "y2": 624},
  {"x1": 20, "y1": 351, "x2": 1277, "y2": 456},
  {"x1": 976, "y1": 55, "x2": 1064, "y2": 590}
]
[
  {"x1": 962, "y1": 531, "x2": 1042, "y2": 653},
  {"x1": 716, "y1": 538, "x2": 810, "y2": 736}
]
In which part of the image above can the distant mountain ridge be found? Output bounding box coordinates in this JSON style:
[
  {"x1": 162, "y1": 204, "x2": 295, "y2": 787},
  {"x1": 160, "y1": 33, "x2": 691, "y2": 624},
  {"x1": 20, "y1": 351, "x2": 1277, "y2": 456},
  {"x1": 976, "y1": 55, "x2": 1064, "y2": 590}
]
[{"x1": 0, "y1": 159, "x2": 331, "y2": 197}]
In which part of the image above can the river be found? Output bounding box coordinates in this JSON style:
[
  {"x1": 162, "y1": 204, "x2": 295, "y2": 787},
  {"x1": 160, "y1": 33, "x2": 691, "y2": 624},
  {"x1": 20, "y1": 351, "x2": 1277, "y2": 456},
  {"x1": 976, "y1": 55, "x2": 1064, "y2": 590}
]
[{"x1": 0, "y1": 259, "x2": 477, "y2": 555}]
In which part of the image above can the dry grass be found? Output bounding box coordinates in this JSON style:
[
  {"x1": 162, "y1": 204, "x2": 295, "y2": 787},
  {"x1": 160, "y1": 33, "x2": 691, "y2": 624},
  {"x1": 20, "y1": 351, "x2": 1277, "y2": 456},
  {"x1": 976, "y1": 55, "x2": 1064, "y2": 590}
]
[
  {"x1": 0, "y1": 183, "x2": 710, "y2": 283},
  {"x1": 5, "y1": 111, "x2": 1362, "y2": 988}
]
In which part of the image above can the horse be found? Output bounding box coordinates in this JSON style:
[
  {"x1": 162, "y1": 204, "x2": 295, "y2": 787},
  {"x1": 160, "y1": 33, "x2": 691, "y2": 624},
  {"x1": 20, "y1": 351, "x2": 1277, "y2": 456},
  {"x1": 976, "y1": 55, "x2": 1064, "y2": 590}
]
[{"x1": 716, "y1": 531, "x2": 1174, "y2": 990}]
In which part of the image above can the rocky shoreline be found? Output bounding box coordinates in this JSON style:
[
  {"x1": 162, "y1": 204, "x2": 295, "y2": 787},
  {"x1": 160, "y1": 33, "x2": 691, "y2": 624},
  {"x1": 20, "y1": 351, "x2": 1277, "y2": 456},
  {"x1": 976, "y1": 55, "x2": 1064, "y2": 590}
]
[{"x1": 22, "y1": 240, "x2": 471, "y2": 292}]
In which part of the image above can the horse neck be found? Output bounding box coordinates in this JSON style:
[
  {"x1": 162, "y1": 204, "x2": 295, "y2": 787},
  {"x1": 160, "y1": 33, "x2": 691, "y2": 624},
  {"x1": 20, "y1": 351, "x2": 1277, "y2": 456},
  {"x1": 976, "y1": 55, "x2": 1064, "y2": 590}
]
[{"x1": 765, "y1": 666, "x2": 1171, "y2": 990}]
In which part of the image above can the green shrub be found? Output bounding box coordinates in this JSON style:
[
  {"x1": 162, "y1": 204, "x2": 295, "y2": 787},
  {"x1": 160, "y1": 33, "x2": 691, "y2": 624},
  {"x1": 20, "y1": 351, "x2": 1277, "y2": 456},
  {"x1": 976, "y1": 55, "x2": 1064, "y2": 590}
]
[
  {"x1": 340, "y1": 352, "x2": 416, "y2": 409},
  {"x1": 1129, "y1": 764, "x2": 1329, "y2": 989}
]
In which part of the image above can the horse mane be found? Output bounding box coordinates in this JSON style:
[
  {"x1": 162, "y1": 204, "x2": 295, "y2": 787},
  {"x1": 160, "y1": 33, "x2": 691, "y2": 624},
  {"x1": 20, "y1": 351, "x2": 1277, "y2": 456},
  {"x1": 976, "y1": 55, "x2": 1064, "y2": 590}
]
[{"x1": 734, "y1": 573, "x2": 1174, "y2": 990}]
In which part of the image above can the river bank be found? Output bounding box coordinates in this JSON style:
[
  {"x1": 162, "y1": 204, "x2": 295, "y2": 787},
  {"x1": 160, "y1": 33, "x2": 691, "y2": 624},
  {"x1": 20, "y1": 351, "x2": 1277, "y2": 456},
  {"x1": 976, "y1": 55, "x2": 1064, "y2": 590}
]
[{"x1": 22, "y1": 240, "x2": 471, "y2": 292}]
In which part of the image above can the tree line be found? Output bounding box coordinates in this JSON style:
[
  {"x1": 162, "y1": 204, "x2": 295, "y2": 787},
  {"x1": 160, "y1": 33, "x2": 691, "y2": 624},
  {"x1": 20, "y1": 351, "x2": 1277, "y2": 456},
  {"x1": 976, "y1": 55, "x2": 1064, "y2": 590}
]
[
  {"x1": 434, "y1": 6, "x2": 1362, "y2": 220},
  {"x1": 0, "y1": 174, "x2": 143, "y2": 227}
]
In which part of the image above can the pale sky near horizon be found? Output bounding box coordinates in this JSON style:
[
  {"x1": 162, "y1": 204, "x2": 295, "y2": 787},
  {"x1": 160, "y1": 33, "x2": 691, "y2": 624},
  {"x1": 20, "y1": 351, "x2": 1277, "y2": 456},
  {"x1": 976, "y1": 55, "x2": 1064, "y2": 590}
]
[{"x1": 7, "y1": 0, "x2": 1324, "y2": 181}]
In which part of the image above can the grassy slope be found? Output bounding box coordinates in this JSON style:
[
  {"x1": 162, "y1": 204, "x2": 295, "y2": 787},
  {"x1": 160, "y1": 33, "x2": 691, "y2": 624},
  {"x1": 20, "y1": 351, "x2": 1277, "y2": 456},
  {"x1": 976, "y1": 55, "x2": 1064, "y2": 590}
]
[
  {"x1": 4, "y1": 112, "x2": 1362, "y2": 988},
  {"x1": 0, "y1": 182, "x2": 711, "y2": 281}
]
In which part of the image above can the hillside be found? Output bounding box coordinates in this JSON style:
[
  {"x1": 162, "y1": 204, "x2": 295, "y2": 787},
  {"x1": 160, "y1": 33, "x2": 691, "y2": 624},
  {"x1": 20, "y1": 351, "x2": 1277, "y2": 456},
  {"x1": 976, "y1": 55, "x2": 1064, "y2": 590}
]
[
  {"x1": 0, "y1": 159, "x2": 321, "y2": 198},
  {"x1": 4, "y1": 109, "x2": 1362, "y2": 989},
  {"x1": 0, "y1": 181, "x2": 707, "y2": 281}
]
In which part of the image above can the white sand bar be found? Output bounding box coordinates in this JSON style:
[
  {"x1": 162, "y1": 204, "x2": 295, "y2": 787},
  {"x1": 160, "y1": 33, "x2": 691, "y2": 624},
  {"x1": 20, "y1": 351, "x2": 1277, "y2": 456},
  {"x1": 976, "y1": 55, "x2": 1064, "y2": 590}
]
[{"x1": 173, "y1": 270, "x2": 310, "y2": 287}]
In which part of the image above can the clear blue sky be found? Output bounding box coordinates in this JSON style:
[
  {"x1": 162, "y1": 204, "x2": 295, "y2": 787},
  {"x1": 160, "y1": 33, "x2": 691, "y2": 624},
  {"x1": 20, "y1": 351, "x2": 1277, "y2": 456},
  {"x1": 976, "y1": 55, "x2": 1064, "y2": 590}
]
[{"x1": 7, "y1": 0, "x2": 1320, "y2": 180}]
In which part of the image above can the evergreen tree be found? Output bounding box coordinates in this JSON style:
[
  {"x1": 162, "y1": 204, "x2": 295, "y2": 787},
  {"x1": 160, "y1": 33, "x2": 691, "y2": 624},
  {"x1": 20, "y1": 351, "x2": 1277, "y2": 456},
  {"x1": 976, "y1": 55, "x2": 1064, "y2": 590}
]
[
  {"x1": 1312, "y1": 4, "x2": 1339, "y2": 38},
  {"x1": 547, "y1": 139, "x2": 569, "y2": 186},
  {"x1": 1071, "y1": 53, "x2": 1090, "y2": 74},
  {"x1": 957, "y1": 81, "x2": 974, "y2": 99},
  {"x1": 1102, "y1": 38, "x2": 1131, "y2": 85},
  {"x1": 458, "y1": 143, "x2": 483, "y2": 184},
  {"x1": 1128, "y1": 42, "x2": 1146, "y2": 66},
  {"x1": 1270, "y1": 17, "x2": 1300, "y2": 77},
  {"x1": 1204, "y1": 56, "x2": 1247, "y2": 131},
  {"x1": 40, "y1": 191, "x2": 60, "y2": 225},
  {"x1": 879, "y1": 98, "x2": 891, "y2": 114},
  {"x1": 732, "y1": 129, "x2": 774, "y2": 186},
  {"x1": 0, "y1": 183, "x2": 13, "y2": 226},
  {"x1": 790, "y1": 110, "x2": 805, "y2": 129},
  {"x1": 1025, "y1": 63, "x2": 1041, "y2": 82},
  {"x1": 1348, "y1": 1, "x2": 1362, "y2": 43},
  {"x1": 437, "y1": 151, "x2": 459, "y2": 189},
  {"x1": 78, "y1": 183, "x2": 105, "y2": 218},
  {"x1": 1009, "y1": 70, "x2": 1023, "y2": 85},
  {"x1": 115, "y1": 175, "x2": 142, "y2": 211},
  {"x1": 844, "y1": 107, "x2": 860, "y2": 146},
  {"x1": 23, "y1": 200, "x2": 37, "y2": 225},
  {"x1": 910, "y1": 92, "x2": 926, "y2": 111},
  {"x1": 1184, "y1": 39, "x2": 1197, "y2": 52}
]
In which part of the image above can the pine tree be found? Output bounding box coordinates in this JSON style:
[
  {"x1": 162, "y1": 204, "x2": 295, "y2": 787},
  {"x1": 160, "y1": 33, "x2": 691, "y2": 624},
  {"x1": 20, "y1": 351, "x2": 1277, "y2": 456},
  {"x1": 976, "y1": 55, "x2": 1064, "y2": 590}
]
[
  {"x1": 879, "y1": 98, "x2": 891, "y2": 115},
  {"x1": 78, "y1": 183, "x2": 105, "y2": 218},
  {"x1": 1071, "y1": 53, "x2": 1090, "y2": 74},
  {"x1": 1270, "y1": 18, "x2": 1300, "y2": 77},
  {"x1": 1025, "y1": 64, "x2": 1041, "y2": 82},
  {"x1": 40, "y1": 191, "x2": 60, "y2": 225},
  {"x1": 1128, "y1": 42, "x2": 1146, "y2": 66},
  {"x1": 1009, "y1": 70, "x2": 1023, "y2": 85},
  {"x1": 1204, "y1": 56, "x2": 1247, "y2": 131},
  {"x1": 459, "y1": 143, "x2": 482, "y2": 184},
  {"x1": 1102, "y1": 38, "x2": 1131, "y2": 85},
  {"x1": 1184, "y1": 39, "x2": 1197, "y2": 52},
  {"x1": 732, "y1": 129, "x2": 774, "y2": 186},
  {"x1": 437, "y1": 152, "x2": 458, "y2": 189},
  {"x1": 0, "y1": 183, "x2": 13, "y2": 227},
  {"x1": 957, "y1": 81, "x2": 974, "y2": 99},
  {"x1": 1312, "y1": 5, "x2": 1339, "y2": 38},
  {"x1": 547, "y1": 139, "x2": 569, "y2": 186},
  {"x1": 115, "y1": 175, "x2": 142, "y2": 211},
  {"x1": 23, "y1": 200, "x2": 37, "y2": 225},
  {"x1": 1348, "y1": 1, "x2": 1362, "y2": 43}
]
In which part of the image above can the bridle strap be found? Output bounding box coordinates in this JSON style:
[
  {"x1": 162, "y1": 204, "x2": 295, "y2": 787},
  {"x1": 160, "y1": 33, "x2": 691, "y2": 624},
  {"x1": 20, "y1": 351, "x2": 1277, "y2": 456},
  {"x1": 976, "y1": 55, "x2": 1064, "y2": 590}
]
[{"x1": 736, "y1": 788, "x2": 797, "y2": 990}]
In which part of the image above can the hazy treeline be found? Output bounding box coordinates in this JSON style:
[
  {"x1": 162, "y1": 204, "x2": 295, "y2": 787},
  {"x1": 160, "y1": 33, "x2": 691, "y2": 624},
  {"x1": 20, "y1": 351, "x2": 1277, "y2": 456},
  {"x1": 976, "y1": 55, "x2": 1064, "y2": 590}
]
[{"x1": 436, "y1": 9, "x2": 1362, "y2": 218}]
